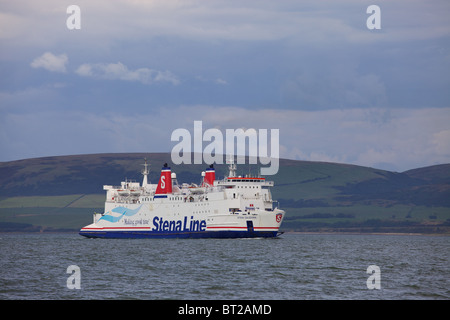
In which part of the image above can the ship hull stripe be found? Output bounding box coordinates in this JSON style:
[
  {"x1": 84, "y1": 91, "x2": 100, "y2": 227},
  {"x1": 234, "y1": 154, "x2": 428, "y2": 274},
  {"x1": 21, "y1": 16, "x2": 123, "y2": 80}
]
[
  {"x1": 80, "y1": 226, "x2": 279, "y2": 231},
  {"x1": 206, "y1": 226, "x2": 279, "y2": 230},
  {"x1": 79, "y1": 230, "x2": 279, "y2": 239}
]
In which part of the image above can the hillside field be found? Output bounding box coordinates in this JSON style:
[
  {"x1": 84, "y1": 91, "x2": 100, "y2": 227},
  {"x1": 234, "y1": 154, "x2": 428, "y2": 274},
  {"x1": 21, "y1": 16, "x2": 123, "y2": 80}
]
[{"x1": 0, "y1": 153, "x2": 449, "y2": 234}]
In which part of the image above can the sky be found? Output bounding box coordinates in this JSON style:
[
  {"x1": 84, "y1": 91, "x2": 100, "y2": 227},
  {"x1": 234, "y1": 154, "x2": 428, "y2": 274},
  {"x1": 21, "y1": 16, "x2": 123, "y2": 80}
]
[{"x1": 1, "y1": 0, "x2": 450, "y2": 172}]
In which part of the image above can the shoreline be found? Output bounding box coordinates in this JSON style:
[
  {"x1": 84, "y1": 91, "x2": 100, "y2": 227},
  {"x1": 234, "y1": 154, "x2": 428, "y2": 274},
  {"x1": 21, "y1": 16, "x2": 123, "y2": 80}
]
[{"x1": 1, "y1": 230, "x2": 449, "y2": 237}]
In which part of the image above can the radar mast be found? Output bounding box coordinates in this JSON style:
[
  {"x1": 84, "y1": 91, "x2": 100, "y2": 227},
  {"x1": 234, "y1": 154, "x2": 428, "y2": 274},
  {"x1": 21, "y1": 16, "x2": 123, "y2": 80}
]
[
  {"x1": 141, "y1": 158, "x2": 150, "y2": 187},
  {"x1": 226, "y1": 155, "x2": 237, "y2": 177}
]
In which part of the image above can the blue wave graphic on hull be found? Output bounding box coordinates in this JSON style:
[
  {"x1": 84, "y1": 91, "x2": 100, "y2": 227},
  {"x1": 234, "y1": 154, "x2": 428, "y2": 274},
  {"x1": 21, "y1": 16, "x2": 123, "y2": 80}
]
[{"x1": 98, "y1": 205, "x2": 142, "y2": 223}]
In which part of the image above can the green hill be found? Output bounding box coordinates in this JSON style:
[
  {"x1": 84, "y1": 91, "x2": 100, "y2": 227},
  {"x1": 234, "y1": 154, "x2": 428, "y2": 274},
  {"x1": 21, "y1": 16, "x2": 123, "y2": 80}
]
[{"x1": 0, "y1": 153, "x2": 449, "y2": 234}]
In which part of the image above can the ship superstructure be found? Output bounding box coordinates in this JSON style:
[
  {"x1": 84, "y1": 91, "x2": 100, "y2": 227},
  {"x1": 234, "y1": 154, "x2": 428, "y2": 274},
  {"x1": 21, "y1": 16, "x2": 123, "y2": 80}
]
[{"x1": 79, "y1": 158, "x2": 285, "y2": 238}]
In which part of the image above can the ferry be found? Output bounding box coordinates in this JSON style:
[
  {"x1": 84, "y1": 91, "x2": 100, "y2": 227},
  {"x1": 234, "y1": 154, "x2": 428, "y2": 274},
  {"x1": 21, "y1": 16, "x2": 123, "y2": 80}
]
[{"x1": 79, "y1": 158, "x2": 285, "y2": 238}]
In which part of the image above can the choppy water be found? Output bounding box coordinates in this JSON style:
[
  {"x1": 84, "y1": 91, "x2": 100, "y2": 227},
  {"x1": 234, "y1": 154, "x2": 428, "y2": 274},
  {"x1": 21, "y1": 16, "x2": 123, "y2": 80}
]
[{"x1": 0, "y1": 233, "x2": 449, "y2": 300}]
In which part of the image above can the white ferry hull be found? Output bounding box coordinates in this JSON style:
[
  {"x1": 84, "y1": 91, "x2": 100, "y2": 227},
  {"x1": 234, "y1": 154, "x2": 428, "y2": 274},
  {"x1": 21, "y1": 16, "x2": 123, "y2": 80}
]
[
  {"x1": 79, "y1": 161, "x2": 286, "y2": 239},
  {"x1": 79, "y1": 207, "x2": 284, "y2": 239}
]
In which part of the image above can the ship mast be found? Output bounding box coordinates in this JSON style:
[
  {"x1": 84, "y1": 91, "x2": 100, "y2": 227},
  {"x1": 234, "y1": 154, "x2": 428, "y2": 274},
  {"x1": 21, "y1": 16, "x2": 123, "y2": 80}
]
[
  {"x1": 226, "y1": 155, "x2": 237, "y2": 177},
  {"x1": 141, "y1": 158, "x2": 150, "y2": 187}
]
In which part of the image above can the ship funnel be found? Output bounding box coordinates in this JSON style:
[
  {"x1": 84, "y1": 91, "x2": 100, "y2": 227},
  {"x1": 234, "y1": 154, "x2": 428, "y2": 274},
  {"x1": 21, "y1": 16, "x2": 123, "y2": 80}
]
[
  {"x1": 155, "y1": 163, "x2": 172, "y2": 197},
  {"x1": 204, "y1": 164, "x2": 215, "y2": 186}
]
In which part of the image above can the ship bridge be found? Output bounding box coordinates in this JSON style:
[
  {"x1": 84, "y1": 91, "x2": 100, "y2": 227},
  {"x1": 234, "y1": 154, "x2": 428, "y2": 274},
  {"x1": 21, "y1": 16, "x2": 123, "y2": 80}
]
[{"x1": 216, "y1": 177, "x2": 273, "y2": 187}]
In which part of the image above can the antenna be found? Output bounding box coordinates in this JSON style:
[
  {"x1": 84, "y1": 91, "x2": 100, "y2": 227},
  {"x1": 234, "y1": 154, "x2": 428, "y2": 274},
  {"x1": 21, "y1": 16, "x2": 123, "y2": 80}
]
[
  {"x1": 141, "y1": 158, "x2": 150, "y2": 186},
  {"x1": 226, "y1": 154, "x2": 236, "y2": 177}
]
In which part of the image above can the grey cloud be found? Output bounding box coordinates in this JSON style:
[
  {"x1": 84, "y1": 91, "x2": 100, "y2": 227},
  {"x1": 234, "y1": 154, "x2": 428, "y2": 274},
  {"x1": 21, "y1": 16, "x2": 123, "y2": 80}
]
[
  {"x1": 30, "y1": 52, "x2": 68, "y2": 73},
  {"x1": 75, "y1": 62, "x2": 180, "y2": 85}
]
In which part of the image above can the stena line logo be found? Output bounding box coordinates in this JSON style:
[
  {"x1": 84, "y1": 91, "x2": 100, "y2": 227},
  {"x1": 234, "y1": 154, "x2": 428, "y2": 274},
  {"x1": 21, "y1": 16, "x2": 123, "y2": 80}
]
[
  {"x1": 276, "y1": 213, "x2": 283, "y2": 223},
  {"x1": 155, "y1": 165, "x2": 173, "y2": 197},
  {"x1": 152, "y1": 216, "x2": 206, "y2": 232}
]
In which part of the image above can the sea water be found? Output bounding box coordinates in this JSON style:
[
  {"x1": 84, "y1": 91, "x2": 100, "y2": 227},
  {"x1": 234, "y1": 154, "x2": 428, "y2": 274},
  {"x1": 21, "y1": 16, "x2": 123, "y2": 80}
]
[{"x1": 0, "y1": 233, "x2": 448, "y2": 300}]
